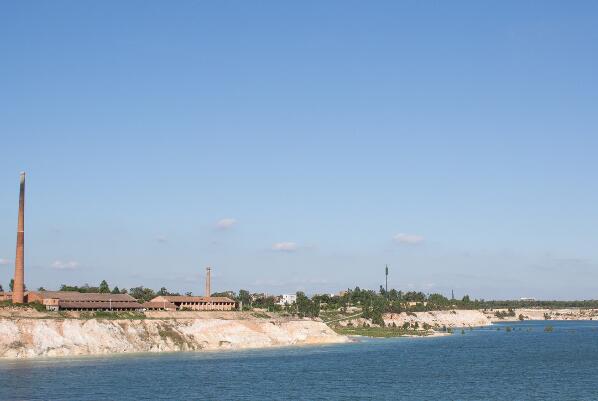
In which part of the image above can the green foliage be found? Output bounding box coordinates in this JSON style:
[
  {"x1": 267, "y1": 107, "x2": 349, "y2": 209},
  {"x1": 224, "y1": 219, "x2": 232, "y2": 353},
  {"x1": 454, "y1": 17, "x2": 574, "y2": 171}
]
[
  {"x1": 428, "y1": 293, "x2": 449, "y2": 306},
  {"x1": 60, "y1": 283, "x2": 100, "y2": 293},
  {"x1": 251, "y1": 311, "x2": 270, "y2": 319},
  {"x1": 238, "y1": 289, "x2": 251, "y2": 306},
  {"x1": 9, "y1": 279, "x2": 14, "y2": 292},
  {"x1": 99, "y1": 280, "x2": 110, "y2": 293},
  {"x1": 333, "y1": 325, "x2": 432, "y2": 338},
  {"x1": 251, "y1": 294, "x2": 281, "y2": 312},
  {"x1": 157, "y1": 287, "x2": 168, "y2": 296},
  {"x1": 156, "y1": 287, "x2": 180, "y2": 296},
  {"x1": 80, "y1": 311, "x2": 145, "y2": 320},
  {"x1": 296, "y1": 291, "x2": 320, "y2": 317},
  {"x1": 403, "y1": 291, "x2": 426, "y2": 302},
  {"x1": 494, "y1": 309, "x2": 516, "y2": 319},
  {"x1": 0, "y1": 301, "x2": 47, "y2": 312},
  {"x1": 129, "y1": 286, "x2": 156, "y2": 302}
]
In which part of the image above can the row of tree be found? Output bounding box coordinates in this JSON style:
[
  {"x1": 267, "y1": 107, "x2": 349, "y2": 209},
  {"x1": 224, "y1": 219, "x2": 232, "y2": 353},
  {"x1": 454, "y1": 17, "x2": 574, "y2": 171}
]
[
  {"x1": 56, "y1": 281, "x2": 186, "y2": 303},
  {"x1": 21, "y1": 281, "x2": 598, "y2": 312}
]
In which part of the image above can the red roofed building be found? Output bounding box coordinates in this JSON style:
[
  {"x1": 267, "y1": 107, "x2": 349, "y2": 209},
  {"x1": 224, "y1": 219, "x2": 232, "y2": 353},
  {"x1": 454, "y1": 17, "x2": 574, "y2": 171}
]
[{"x1": 150, "y1": 295, "x2": 236, "y2": 311}]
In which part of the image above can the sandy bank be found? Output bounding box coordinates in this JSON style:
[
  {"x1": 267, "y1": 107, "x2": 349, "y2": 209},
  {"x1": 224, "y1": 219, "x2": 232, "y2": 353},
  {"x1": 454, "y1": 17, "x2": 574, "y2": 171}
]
[{"x1": 0, "y1": 317, "x2": 348, "y2": 359}]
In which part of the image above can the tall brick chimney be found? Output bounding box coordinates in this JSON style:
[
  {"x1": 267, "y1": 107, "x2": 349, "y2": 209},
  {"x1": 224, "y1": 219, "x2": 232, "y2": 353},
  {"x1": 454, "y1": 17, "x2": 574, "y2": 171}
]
[
  {"x1": 205, "y1": 267, "x2": 211, "y2": 298},
  {"x1": 13, "y1": 172, "x2": 25, "y2": 304}
]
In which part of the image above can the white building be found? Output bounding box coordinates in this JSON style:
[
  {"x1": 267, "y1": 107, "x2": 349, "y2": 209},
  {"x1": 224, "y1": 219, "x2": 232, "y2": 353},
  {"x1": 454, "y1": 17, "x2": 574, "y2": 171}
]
[{"x1": 277, "y1": 294, "x2": 297, "y2": 306}]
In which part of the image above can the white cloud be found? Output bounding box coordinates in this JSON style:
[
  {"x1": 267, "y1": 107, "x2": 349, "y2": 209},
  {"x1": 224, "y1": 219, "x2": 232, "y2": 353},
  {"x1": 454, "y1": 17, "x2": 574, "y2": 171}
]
[
  {"x1": 216, "y1": 218, "x2": 237, "y2": 230},
  {"x1": 0, "y1": 258, "x2": 10, "y2": 266},
  {"x1": 51, "y1": 260, "x2": 80, "y2": 270},
  {"x1": 393, "y1": 233, "x2": 425, "y2": 245},
  {"x1": 272, "y1": 242, "x2": 298, "y2": 252}
]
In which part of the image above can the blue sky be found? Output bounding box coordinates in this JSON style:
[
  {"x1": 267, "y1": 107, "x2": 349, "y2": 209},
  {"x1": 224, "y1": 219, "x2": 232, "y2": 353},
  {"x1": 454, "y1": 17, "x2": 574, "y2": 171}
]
[{"x1": 1, "y1": 1, "x2": 597, "y2": 299}]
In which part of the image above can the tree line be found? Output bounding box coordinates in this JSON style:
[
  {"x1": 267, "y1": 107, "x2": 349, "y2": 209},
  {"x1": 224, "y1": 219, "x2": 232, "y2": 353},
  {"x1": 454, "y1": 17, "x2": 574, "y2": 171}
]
[
  {"x1": 55, "y1": 281, "x2": 186, "y2": 303},
  {"x1": 11, "y1": 281, "x2": 598, "y2": 313}
]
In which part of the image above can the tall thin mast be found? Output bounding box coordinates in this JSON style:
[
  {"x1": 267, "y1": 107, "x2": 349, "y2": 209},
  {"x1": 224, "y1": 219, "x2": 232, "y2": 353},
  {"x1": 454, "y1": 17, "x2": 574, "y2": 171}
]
[{"x1": 385, "y1": 264, "x2": 388, "y2": 299}]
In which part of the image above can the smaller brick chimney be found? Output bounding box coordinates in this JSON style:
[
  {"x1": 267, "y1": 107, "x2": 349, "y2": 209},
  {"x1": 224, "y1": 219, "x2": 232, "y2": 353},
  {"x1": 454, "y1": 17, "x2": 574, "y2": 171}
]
[{"x1": 205, "y1": 267, "x2": 211, "y2": 298}]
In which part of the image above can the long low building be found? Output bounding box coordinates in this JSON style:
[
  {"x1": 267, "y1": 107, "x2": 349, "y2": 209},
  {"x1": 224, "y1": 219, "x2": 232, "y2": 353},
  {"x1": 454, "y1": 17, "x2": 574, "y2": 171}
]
[
  {"x1": 27, "y1": 291, "x2": 143, "y2": 311},
  {"x1": 141, "y1": 301, "x2": 177, "y2": 311},
  {"x1": 150, "y1": 295, "x2": 236, "y2": 311}
]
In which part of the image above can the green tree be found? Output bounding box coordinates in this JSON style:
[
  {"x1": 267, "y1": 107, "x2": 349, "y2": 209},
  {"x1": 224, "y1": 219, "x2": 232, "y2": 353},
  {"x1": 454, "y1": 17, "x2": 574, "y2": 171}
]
[
  {"x1": 403, "y1": 291, "x2": 426, "y2": 302},
  {"x1": 238, "y1": 289, "x2": 251, "y2": 309},
  {"x1": 428, "y1": 293, "x2": 449, "y2": 304},
  {"x1": 157, "y1": 287, "x2": 169, "y2": 296},
  {"x1": 99, "y1": 280, "x2": 110, "y2": 293},
  {"x1": 379, "y1": 285, "x2": 386, "y2": 297},
  {"x1": 111, "y1": 286, "x2": 120, "y2": 294},
  {"x1": 129, "y1": 286, "x2": 156, "y2": 302},
  {"x1": 296, "y1": 291, "x2": 319, "y2": 318},
  {"x1": 0, "y1": 283, "x2": 3, "y2": 292},
  {"x1": 9, "y1": 279, "x2": 14, "y2": 292}
]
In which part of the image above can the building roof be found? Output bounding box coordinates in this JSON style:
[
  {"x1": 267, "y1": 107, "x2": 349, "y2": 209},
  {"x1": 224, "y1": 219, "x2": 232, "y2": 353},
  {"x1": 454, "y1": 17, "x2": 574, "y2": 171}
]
[
  {"x1": 34, "y1": 291, "x2": 138, "y2": 302},
  {"x1": 151, "y1": 295, "x2": 236, "y2": 303},
  {"x1": 142, "y1": 301, "x2": 177, "y2": 309},
  {"x1": 58, "y1": 300, "x2": 142, "y2": 309}
]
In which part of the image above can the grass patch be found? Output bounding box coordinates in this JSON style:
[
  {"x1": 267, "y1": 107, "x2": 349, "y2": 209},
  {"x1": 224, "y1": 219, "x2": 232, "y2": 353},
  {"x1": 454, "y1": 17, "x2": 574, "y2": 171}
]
[
  {"x1": 80, "y1": 311, "x2": 146, "y2": 320},
  {"x1": 332, "y1": 325, "x2": 434, "y2": 338},
  {"x1": 251, "y1": 311, "x2": 271, "y2": 319},
  {"x1": 0, "y1": 301, "x2": 47, "y2": 312}
]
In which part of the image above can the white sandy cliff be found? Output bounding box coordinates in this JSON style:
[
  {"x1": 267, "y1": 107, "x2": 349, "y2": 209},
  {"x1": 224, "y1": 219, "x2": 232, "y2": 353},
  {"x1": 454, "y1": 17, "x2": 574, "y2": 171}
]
[{"x1": 0, "y1": 317, "x2": 348, "y2": 359}]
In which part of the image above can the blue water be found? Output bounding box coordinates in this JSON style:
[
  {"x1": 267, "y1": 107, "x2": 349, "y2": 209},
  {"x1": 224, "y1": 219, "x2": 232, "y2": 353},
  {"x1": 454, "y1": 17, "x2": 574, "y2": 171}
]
[{"x1": 1, "y1": 321, "x2": 598, "y2": 400}]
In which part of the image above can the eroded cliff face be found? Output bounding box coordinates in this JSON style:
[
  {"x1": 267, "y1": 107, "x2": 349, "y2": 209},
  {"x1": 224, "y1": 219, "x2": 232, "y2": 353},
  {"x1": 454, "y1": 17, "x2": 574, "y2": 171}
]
[
  {"x1": 383, "y1": 310, "x2": 492, "y2": 328},
  {"x1": 334, "y1": 310, "x2": 491, "y2": 329},
  {"x1": 0, "y1": 318, "x2": 348, "y2": 359}
]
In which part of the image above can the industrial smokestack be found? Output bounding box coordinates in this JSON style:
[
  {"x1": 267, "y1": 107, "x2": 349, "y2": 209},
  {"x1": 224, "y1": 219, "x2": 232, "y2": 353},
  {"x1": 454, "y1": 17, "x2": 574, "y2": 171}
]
[
  {"x1": 205, "y1": 267, "x2": 211, "y2": 298},
  {"x1": 13, "y1": 172, "x2": 25, "y2": 304}
]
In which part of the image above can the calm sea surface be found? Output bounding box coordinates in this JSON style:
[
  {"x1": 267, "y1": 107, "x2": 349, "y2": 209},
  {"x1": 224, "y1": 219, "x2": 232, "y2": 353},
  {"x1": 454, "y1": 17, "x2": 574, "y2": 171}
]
[{"x1": 1, "y1": 320, "x2": 598, "y2": 400}]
